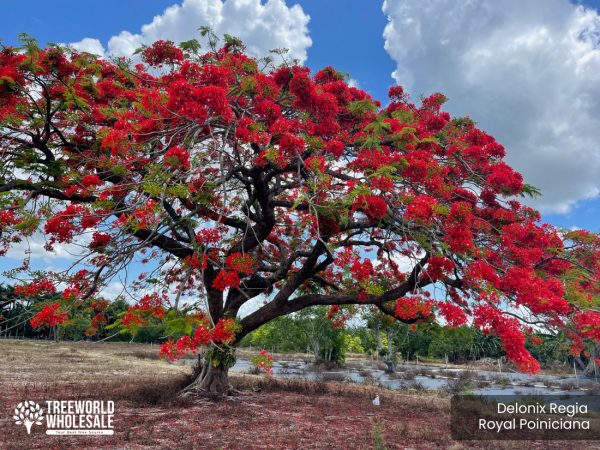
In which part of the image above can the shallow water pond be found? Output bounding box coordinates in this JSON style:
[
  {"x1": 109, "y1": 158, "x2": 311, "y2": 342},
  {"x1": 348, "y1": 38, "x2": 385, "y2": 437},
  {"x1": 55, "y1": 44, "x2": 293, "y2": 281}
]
[{"x1": 227, "y1": 357, "x2": 598, "y2": 396}]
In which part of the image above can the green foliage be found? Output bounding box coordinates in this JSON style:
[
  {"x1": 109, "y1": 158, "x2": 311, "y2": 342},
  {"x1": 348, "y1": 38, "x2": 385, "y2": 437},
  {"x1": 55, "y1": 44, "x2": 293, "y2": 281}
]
[
  {"x1": 519, "y1": 183, "x2": 542, "y2": 198},
  {"x1": 471, "y1": 329, "x2": 502, "y2": 360},
  {"x1": 58, "y1": 316, "x2": 91, "y2": 341},
  {"x1": 179, "y1": 39, "x2": 201, "y2": 54},
  {"x1": 526, "y1": 333, "x2": 571, "y2": 368},
  {"x1": 347, "y1": 99, "x2": 377, "y2": 116},
  {"x1": 207, "y1": 345, "x2": 236, "y2": 369},
  {"x1": 198, "y1": 26, "x2": 219, "y2": 50},
  {"x1": 395, "y1": 323, "x2": 437, "y2": 360},
  {"x1": 131, "y1": 324, "x2": 168, "y2": 342},
  {"x1": 248, "y1": 316, "x2": 306, "y2": 352},
  {"x1": 428, "y1": 327, "x2": 474, "y2": 362},
  {"x1": 343, "y1": 334, "x2": 364, "y2": 353},
  {"x1": 223, "y1": 34, "x2": 244, "y2": 50},
  {"x1": 162, "y1": 311, "x2": 195, "y2": 336},
  {"x1": 243, "y1": 306, "x2": 347, "y2": 363}
]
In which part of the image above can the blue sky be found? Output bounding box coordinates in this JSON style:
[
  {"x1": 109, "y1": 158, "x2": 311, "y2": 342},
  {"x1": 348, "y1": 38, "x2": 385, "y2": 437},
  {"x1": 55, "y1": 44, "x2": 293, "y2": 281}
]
[{"x1": 1, "y1": 0, "x2": 600, "y2": 282}]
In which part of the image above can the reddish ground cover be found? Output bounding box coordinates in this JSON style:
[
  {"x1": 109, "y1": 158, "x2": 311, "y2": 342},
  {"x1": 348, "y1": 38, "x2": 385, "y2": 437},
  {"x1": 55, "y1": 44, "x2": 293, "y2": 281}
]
[{"x1": 0, "y1": 340, "x2": 597, "y2": 449}]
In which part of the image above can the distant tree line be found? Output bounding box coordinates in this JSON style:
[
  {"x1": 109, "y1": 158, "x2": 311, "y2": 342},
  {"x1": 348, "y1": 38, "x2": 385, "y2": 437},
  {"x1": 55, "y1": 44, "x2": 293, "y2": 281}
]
[{"x1": 238, "y1": 306, "x2": 576, "y2": 370}]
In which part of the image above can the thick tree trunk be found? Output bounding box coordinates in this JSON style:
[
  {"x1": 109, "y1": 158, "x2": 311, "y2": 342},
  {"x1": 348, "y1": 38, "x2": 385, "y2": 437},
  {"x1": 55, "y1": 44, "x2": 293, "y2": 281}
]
[
  {"x1": 193, "y1": 362, "x2": 231, "y2": 395},
  {"x1": 182, "y1": 347, "x2": 235, "y2": 397}
]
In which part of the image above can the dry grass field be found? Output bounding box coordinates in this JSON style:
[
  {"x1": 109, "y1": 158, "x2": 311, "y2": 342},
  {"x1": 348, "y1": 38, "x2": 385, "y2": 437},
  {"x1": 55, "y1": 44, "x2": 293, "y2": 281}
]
[{"x1": 0, "y1": 339, "x2": 597, "y2": 449}]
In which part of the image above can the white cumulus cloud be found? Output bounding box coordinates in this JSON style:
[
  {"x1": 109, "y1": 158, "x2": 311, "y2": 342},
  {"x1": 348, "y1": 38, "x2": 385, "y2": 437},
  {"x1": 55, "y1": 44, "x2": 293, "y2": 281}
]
[
  {"x1": 3, "y1": 232, "x2": 90, "y2": 264},
  {"x1": 69, "y1": 37, "x2": 106, "y2": 56},
  {"x1": 382, "y1": 0, "x2": 600, "y2": 213},
  {"x1": 70, "y1": 0, "x2": 311, "y2": 63}
]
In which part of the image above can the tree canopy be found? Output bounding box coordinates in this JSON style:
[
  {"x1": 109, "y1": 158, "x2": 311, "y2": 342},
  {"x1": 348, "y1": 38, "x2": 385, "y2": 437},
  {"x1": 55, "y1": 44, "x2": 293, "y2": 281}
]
[{"x1": 1, "y1": 33, "x2": 599, "y2": 387}]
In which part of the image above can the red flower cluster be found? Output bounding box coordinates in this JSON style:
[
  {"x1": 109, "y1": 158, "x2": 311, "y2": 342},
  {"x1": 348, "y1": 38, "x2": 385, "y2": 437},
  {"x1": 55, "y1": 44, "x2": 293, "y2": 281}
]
[
  {"x1": 574, "y1": 311, "x2": 600, "y2": 341},
  {"x1": 184, "y1": 253, "x2": 207, "y2": 270},
  {"x1": 90, "y1": 312, "x2": 107, "y2": 328},
  {"x1": 14, "y1": 279, "x2": 56, "y2": 297},
  {"x1": 529, "y1": 336, "x2": 542, "y2": 346},
  {"x1": 251, "y1": 350, "x2": 274, "y2": 376},
  {"x1": 422, "y1": 256, "x2": 454, "y2": 281},
  {"x1": 90, "y1": 298, "x2": 109, "y2": 311},
  {"x1": 44, "y1": 205, "x2": 85, "y2": 243},
  {"x1": 85, "y1": 312, "x2": 108, "y2": 336},
  {"x1": 370, "y1": 176, "x2": 394, "y2": 191},
  {"x1": 128, "y1": 200, "x2": 159, "y2": 230},
  {"x1": 212, "y1": 269, "x2": 241, "y2": 291},
  {"x1": 464, "y1": 260, "x2": 500, "y2": 288},
  {"x1": 500, "y1": 222, "x2": 559, "y2": 267},
  {"x1": 404, "y1": 195, "x2": 438, "y2": 223},
  {"x1": 394, "y1": 296, "x2": 433, "y2": 322},
  {"x1": 122, "y1": 311, "x2": 147, "y2": 328},
  {"x1": 0, "y1": 210, "x2": 18, "y2": 227},
  {"x1": 121, "y1": 308, "x2": 148, "y2": 328},
  {"x1": 192, "y1": 325, "x2": 212, "y2": 346},
  {"x1": 444, "y1": 224, "x2": 475, "y2": 254},
  {"x1": 141, "y1": 40, "x2": 184, "y2": 66},
  {"x1": 325, "y1": 139, "x2": 344, "y2": 157},
  {"x1": 487, "y1": 162, "x2": 523, "y2": 195},
  {"x1": 120, "y1": 294, "x2": 166, "y2": 330},
  {"x1": 304, "y1": 155, "x2": 325, "y2": 172},
  {"x1": 89, "y1": 232, "x2": 111, "y2": 249},
  {"x1": 388, "y1": 85, "x2": 408, "y2": 102},
  {"x1": 30, "y1": 304, "x2": 68, "y2": 329},
  {"x1": 350, "y1": 259, "x2": 373, "y2": 282},
  {"x1": 278, "y1": 133, "x2": 306, "y2": 158},
  {"x1": 325, "y1": 305, "x2": 350, "y2": 328},
  {"x1": 501, "y1": 267, "x2": 569, "y2": 315},
  {"x1": 235, "y1": 117, "x2": 271, "y2": 146},
  {"x1": 474, "y1": 305, "x2": 540, "y2": 374},
  {"x1": 159, "y1": 318, "x2": 239, "y2": 361},
  {"x1": 136, "y1": 293, "x2": 166, "y2": 319},
  {"x1": 163, "y1": 146, "x2": 190, "y2": 169},
  {"x1": 225, "y1": 252, "x2": 255, "y2": 275},
  {"x1": 168, "y1": 82, "x2": 233, "y2": 124},
  {"x1": 212, "y1": 318, "x2": 237, "y2": 343},
  {"x1": 81, "y1": 174, "x2": 102, "y2": 188},
  {"x1": 351, "y1": 148, "x2": 402, "y2": 172},
  {"x1": 437, "y1": 301, "x2": 467, "y2": 327},
  {"x1": 195, "y1": 228, "x2": 222, "y2": 245},
  {"x1": 352, "y1": 194, "x2": 387, "y2": 221}
]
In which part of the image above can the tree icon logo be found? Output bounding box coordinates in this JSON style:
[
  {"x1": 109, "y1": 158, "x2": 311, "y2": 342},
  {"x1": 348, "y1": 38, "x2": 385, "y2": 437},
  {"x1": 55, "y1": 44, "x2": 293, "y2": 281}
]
[{"x1": 13, "y1": 401, "x2": 44, "y2": 434}]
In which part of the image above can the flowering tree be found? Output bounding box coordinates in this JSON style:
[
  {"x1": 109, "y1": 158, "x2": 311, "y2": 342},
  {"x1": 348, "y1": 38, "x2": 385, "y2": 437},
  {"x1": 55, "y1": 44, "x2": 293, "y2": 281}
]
[
  {"x1": 250, "y1": 350, "x2": 273, "y2": 376},
  {"x1": 1, "y1": 33, "x2": 599, "y2": 395}
]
